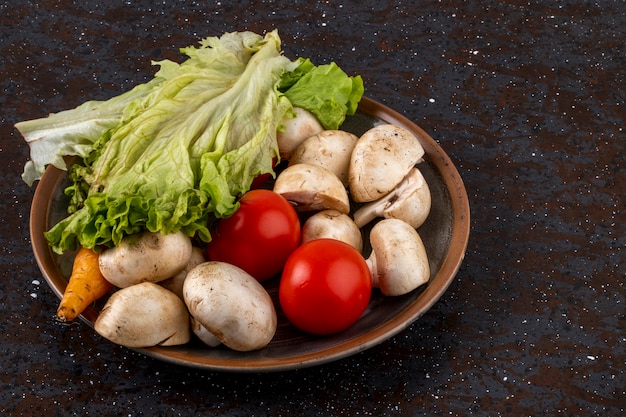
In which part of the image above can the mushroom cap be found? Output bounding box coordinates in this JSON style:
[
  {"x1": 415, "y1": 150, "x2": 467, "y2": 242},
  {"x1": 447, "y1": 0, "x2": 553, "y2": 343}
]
[
  {"x1": 183, "y1": 261, "x2": 277, "y2": 352},
  {"x1": 94, "y1": 282, "x2": 191, "y2": 348},
  {"x1": 349, "y1": 124, "x2": 425, "y2": 203},
  {"x1": 99, "y1": 231, "x2": 193, "y2": 288},
  {"x1": 368, "y1": 218, "x2": 430, "y2": 296},
  {"x1": 353, "y1": 167, "x2": 432, "y2": 229},
  {"x1": 159, "y1": 246, "x2": 207, "y2": 300},
  {"x1": 289, "y1": 130, "x2": 359, "y2": 186},
  {"x1": 301, "y1": 209, "x2": 363, "y2": 252},
  {"x1": 277, "y1": 107, "x2": 324, "y2": 160},
  {"x1": 273, "y1": 163, "x2": 350, "y2": 214}
]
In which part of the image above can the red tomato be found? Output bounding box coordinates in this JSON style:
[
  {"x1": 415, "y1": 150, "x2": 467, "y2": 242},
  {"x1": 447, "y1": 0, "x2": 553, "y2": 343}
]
[
  {"x1": 206, "y1": 189, "x2": 300, "y2": 282},
  {"x1": 279, "y1": 239, "x2": 372, "y2": 335}
]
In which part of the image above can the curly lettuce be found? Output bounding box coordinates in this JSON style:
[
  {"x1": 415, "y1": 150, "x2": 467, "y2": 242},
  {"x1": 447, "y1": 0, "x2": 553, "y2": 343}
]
[{"x1": 16, "y1": 30, "x2": 363, "y2": 254}]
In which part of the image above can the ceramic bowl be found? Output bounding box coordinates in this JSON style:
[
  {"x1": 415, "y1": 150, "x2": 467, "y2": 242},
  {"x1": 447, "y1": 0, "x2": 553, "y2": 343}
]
[{"x1": 30, "y1": 97, "x2": 470, "y2": 372}]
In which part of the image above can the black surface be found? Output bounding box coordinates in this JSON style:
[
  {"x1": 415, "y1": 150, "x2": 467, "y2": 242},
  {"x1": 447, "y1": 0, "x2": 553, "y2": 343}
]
[{"x1": 1, "y1": 1, "x2": 624, "y2": 415}]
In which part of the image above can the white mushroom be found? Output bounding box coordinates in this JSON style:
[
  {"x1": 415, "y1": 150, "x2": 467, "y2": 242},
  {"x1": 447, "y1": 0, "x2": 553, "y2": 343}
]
[
  {"x1": 183, "y1": 261, "x2": 277, "y2": 352},
  {"x1": 353, "y1": 167, "x2": 431, "y2": 229},
  {"x1": 289, "y1": 130, "x2": 359, "y2": 186},
  {"x1": 277, "y1": 107, "x2": 324, "y2": 160},
  {"x1": 349, "y1": 124, "x2": 425, "y2": 203},
  {"x1": 273, "y1": 163, "x2": 350, "y2": 214},
  {"x1": 94, "y1": 282, "x2": 191, "y2": 348},
  {"x1": 99, "y1": 230, "x2": 193, "y2": 288},
  {"x1": 301, "y1": 209, "x2": 363, "y2": 252},
  {"x1": 159, "y1": 246, "x2": 207, "y2": 299},
  {"x1": 366, "y1": 218, "x2": 430, "y2": 296}
]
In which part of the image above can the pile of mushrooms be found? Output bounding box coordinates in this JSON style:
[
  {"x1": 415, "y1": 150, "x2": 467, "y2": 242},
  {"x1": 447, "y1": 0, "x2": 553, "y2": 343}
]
[
  {"x1": 92, "y1": 119, "x2": 433, "y2": 352},
  {"x1": 93, "y1": 231, "x2": 277, "y2": 351},
  {"x1": 273, "y1": 123, "x2": 432, "y2": 297}
]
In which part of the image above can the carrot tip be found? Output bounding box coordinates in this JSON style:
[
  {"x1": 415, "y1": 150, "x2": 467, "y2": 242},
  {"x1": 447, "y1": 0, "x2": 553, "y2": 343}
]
[
  {"x1": 54, "y1": 315, "x2": 80, "y2": 326},
  {"x1": 56, "y1": 306, "x2": 78, "y2": 322}
]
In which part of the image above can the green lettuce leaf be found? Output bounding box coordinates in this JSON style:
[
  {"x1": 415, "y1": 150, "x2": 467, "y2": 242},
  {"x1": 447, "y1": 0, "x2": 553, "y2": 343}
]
[
  {"x1": 280, "y1": 59, "x2": 364, "y2": 129},
  {"x1": 17, "y1": 30, "x2": 364, "y2": 254},
  {"x1": 16, "y1": 79, "x2": 162, "y2": 186},
  {"x1": 44, "y1": 30, "x2": 295, "y2": 253}
]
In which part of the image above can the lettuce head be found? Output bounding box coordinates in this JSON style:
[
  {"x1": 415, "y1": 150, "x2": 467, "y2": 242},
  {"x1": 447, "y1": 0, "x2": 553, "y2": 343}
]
[{"x1": 16, "y1": 30, "x2": 363, "y2": 254}]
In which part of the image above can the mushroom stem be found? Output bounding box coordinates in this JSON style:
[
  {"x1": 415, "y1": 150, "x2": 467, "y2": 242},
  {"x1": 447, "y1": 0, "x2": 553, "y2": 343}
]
[
  {"x1": 365, "y1": 252, "x2": 380, "y2": 289},
  {"x1": 353, "y1": 202, "x2": 385, "y2": 230},
  {"x1": 353, "y1": 167, "x2": 431, "y2": 229}
]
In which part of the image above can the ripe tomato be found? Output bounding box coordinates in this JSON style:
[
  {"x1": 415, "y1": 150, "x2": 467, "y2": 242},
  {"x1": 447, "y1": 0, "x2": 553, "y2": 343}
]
[
  {"x1": 206, "y1": 189, "x2": 300, "y2": 282},
  {"x1": 279, "y1": 239, "x2": 372, "y2": 335}
]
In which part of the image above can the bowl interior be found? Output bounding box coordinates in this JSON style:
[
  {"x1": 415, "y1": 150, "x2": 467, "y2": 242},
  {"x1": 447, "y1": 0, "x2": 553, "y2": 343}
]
[{"x1": 30, "y1": 97, "x2": 470, "y2": 372}]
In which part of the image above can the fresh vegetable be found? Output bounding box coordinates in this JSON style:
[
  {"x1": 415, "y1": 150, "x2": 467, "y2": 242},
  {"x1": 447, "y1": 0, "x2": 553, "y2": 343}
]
[
  {"x1": 183, "y1": 261, "x2": 277, "y2": 351},
  {"x1": 349, "y1": 124, "x2": 425, "y2": 203},
  {"x1": 94, "y1": 282, "x2": 191, "y2": 348},
  {"x1": 17, "y1": 30, "x2": 363, "y2": 255},
  {"x1": 98, "y1": 231, "x2": 193, "y2": 288},
  {"x1": 353, "y1": 167, "x2": 431, "y2": 229},
  {"x1": 20, "y1": 26, "x2": 440, "y2": 348},
  {"x1": 17, "y1": 79, "x2": 163, "y2": 187},
  {"x1": 300, "y1": 209, "x2": 363, "y2": 252},
  {"x1": 206, "y1": 189, "x2": 300, "y2": 282},
  {"x1": 366, "y1": 218, "x2": 430, "y2": 296},
  {"x1": 288, "y1": 129, "x2": 358, "y2": 186},
  {"x1": 41, "y1": 31, "x2": 294, "y2": 254},
  {"x1": 279, "y1": 239, "x2": 372, "y2": 335},
  {"x1": 56, "y1": 246, "x2": 113, "y2": 322},
  {"x1": 272, "y1": 163, "x2": 350, "y2": 214},
  {"x1": 278, "y1": 58, "x2": 364, "y2": 130},
  {"x1": 276, "y1": 107, "x2": 324, "y2": 159}
]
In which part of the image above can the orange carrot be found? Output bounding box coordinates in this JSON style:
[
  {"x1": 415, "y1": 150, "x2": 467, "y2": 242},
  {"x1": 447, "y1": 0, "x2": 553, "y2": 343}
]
[{"x1": 56, "y1": 247, "x2": 113, "y2": 322}]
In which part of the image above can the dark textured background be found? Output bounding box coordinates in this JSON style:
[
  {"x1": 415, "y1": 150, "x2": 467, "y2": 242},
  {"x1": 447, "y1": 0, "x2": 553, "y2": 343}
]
[{"x1": 1, "y1": 1, "x2": 624, "y2": 415}]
